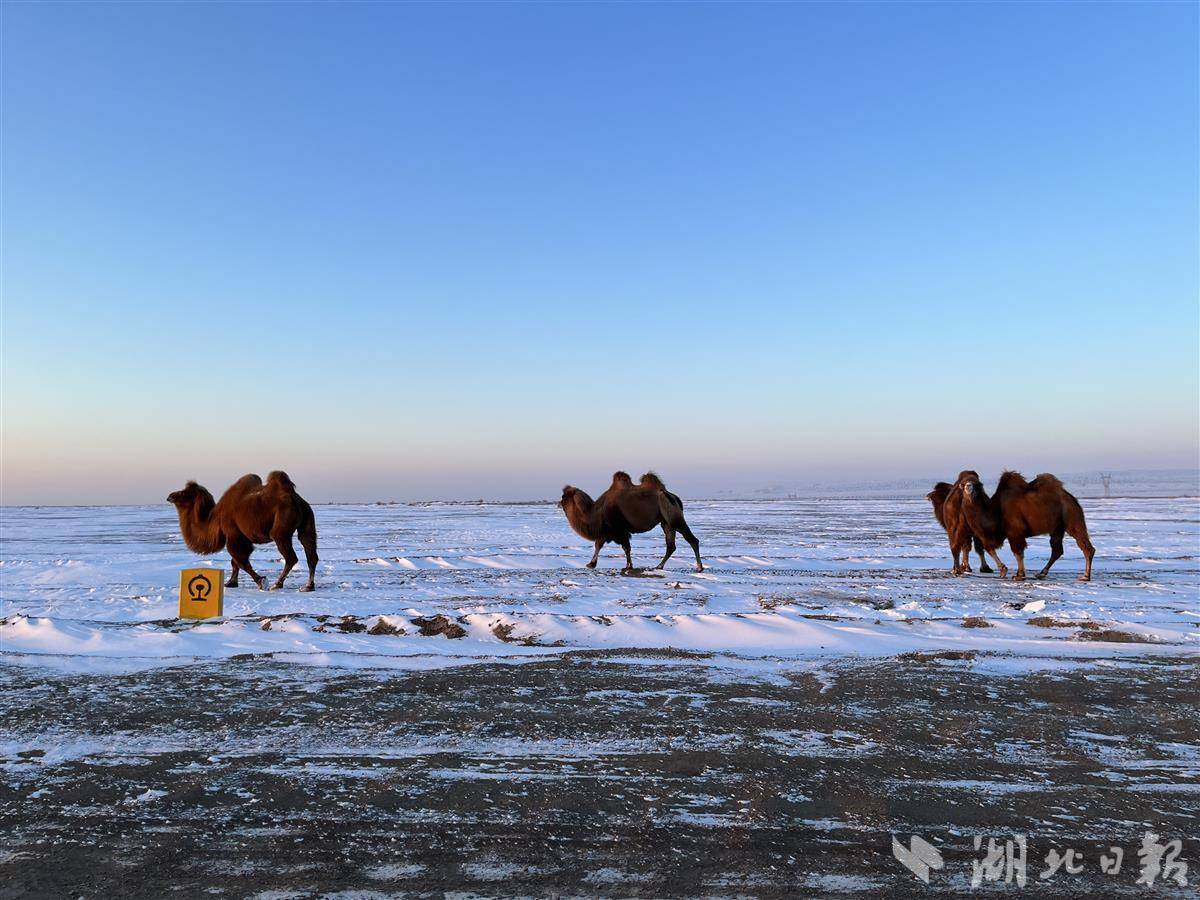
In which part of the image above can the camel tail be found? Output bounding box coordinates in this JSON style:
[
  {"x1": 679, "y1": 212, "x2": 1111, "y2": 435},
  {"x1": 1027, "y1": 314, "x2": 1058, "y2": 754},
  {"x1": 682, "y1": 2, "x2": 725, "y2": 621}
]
[
  {"x1": 1059, "y1": 485, "x2": 1089, "y2": 532},
  {"x1": 657, "y1": 490, "x2": 685, "y2": 523},
  {"x1": 299, "y1": 499, "x2": 317, "y2": 540}
]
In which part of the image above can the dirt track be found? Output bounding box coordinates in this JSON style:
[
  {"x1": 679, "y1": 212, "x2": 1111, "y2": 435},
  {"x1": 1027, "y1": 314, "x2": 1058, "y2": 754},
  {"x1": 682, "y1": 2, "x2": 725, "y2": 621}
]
[{"x1": 2, "y1": 653, "x2": 1197, "y2": 897}]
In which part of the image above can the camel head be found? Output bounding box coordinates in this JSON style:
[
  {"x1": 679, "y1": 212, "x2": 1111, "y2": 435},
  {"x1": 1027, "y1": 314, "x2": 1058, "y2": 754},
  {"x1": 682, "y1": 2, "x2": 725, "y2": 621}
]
[
  {"x1": 167, "y1": 481, "x2": 212, "y2": 509},
  {"x1": 559, "y1": 485, "x2": 599, "y2": 540},
  {"x1": 168, "y1": 481, "x2": 200, "y2": 506},
  {"x1": 559, "y1": 485, "x2": 595, "y2": 515},
  {"x1": 958, "y1": 472, "x2": 987, "y2": 506},
  {"x1": 167, "y1": 480, "x2": 223, "y2": 553},
  {"x1": 927, "y1": 482, "x2": 952, "y2": 506}
]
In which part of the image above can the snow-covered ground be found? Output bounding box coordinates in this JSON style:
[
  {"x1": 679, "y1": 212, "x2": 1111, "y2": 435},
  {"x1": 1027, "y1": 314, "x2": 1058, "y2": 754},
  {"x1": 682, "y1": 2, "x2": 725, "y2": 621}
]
[
  {"x1": 3, "y1": 496, "x2": 1198, "y2": 896},
  {"x1": 3, "y1": 496, "x2": 1197, "y2": 672}
]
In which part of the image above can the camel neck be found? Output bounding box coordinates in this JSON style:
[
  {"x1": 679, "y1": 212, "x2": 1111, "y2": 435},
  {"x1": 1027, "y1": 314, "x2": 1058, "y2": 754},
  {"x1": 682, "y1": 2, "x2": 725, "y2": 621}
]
[
  {"x1": 565, "y1": 494, "x2": 601, "y2": 541},
  {"x1": 969, "y1": 493, "x2": 1002, "y2": 539},
  {"x1": 178, "y1": 499, "x2": 224, "y2": 554}
]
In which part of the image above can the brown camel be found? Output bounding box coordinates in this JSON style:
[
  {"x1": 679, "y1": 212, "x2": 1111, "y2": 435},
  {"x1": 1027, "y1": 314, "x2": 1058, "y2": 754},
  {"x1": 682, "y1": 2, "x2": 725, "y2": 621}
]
[
  {"x1": 926, "y1": 473, "x2": 992, "y2": 575},
  {"x1": 959, "y1": 471, "x2": 1095, "y2": 581},
  {"x1": 167, "y1": 471, "x2": 319, "y2": 591},
  {"x1": 560, "y1": 471, "x2": 703, "y2": 572}
]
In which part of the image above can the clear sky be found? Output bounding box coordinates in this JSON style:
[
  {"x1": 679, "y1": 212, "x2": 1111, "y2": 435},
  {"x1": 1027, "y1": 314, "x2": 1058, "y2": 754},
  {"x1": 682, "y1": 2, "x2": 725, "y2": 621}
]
[{"x1": 2, "y1": 1, "x2": 1197, "y2": 504}]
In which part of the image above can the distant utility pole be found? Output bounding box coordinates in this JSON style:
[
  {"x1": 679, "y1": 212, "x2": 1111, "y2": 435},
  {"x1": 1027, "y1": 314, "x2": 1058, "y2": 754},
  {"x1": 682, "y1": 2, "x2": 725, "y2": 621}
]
[{"x1": 1100, "y1": 473, "x2": 1112, "y2": 498}]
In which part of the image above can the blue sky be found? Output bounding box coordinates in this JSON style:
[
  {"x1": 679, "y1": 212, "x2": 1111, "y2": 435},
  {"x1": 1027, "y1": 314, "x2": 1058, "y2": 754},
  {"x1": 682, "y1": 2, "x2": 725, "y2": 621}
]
[{"x1": 3, "y1": 1, "x2": 1197, "y2": 504}]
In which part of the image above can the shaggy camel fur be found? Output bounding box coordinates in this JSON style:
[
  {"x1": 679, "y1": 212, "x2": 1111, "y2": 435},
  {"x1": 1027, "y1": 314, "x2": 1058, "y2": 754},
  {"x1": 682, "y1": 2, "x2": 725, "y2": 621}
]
[
  {"x1": 927, "y1": 474, "x2": 993, "y2": 574},
  {"x1": 959, "y1": 471, "x2": 1095, "y2": 581},
  {"x1": 560, "y1": 471, "x2": 703, "y2": 572},
  {"x1": 167, "y1": 471, "x2": 319, "y2": 591}
]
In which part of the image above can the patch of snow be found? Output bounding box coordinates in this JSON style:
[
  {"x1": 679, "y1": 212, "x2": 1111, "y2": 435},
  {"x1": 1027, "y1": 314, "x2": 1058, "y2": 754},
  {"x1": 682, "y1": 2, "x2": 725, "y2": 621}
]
[{"x1": 2, "y1": 497, "x2": 1196, "y2": 673}]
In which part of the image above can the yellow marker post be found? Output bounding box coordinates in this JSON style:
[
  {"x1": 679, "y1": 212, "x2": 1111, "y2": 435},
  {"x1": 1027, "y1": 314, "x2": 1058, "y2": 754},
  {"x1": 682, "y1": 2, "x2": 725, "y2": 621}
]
[{"x1": 179, "y1": 568, "x2": 224, "y2": 619}]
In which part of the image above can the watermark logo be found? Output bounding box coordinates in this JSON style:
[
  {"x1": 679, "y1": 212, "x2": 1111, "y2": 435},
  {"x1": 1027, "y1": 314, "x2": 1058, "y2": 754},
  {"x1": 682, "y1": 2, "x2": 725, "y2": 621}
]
[
  {"x1": 972, "y1": 834, "x2": 1027, "y2": 888},
  {"x1": 891, "y1": 831, "x2": 1189, "y2": 888},
  {"x1": 1137, "y1": 832, "x2": 1189, "y2": 888},
  {"x1": 892, "y1": 834, "x2": 944, "y2": 884}
]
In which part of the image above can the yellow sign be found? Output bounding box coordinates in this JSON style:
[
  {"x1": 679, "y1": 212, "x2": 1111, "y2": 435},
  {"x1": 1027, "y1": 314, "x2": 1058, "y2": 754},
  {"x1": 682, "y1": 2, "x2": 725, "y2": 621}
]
[{"x1": 179, "y1": 568, "x2": 224, "y2": 619}]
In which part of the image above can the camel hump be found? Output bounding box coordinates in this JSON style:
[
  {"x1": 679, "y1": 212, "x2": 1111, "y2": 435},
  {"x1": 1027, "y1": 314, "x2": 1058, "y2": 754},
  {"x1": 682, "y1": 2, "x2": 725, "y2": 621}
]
[
  {"x1": 267, "y1": 470, "x2": 297, "y2": 492},
  {"x1": 219, "y1": 474, "x2": 262, "y2": 504},
  {"x1": 639, "y1": 471, "x2": 666, "y2": 491},
  {"x1": 611, "y1": 471, "x2": 634, "y2": 488},
  {"x1": 235, "y1": 473, "x2": 263, "y2": 489},
  {"x1": 1031, "y1": 472, "x2": 1064, "y2": 490},
  {"x1": 997, "y1": 470, "x2": 1029, "y2": 491}
]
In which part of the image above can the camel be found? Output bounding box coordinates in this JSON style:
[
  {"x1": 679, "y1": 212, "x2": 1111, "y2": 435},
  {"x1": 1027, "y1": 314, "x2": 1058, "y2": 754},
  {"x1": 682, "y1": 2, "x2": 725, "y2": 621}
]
[
  {"x1": 927, "y1": 473, "x2": 992, "y2": 574},
  {"x1": 959, "y1": 471, "x2": 1094, "y2": 581},
  {"x1": 167, "y1": 471, "x2": 319, "y2": 591},
  {"x1": 560, "y1": 471, "x2": 703, "y2": 572}
]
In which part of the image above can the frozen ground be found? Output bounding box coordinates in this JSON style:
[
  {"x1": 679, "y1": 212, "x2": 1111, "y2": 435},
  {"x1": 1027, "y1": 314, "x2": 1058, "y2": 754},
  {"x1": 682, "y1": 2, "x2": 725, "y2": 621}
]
[
  {"x1": 1, "y1": 496, "x2": 1197, "y2": 896},
  {"x1": 1, "y1": 497, "x2": 1198, "y2": 670},
  {"x1": 1, "y1": 655, "x2": 1197, "y2": 896}
]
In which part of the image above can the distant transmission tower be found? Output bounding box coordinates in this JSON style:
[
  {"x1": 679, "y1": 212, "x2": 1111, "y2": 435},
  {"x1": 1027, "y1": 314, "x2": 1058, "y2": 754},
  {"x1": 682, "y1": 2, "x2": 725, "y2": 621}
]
[{"x1": 1100, "y1": 472, "x2": 1112, "y2": 498}]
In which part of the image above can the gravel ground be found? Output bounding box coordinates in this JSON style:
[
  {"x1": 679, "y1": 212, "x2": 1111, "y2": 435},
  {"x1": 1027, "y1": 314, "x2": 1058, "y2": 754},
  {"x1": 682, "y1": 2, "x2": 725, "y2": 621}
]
[{"x1": 1, "y1": 652, "x2": 1197, "y2": 898}]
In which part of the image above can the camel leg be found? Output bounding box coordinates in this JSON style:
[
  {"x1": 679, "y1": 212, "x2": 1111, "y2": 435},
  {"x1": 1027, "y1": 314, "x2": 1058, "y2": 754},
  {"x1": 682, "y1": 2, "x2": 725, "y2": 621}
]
[
  {"x1": 676, "y1": 520, "x2": 703, "y2": 573},
  {"x1": 1070, "y1": 528, "x2": 1095, "y2": 582},
  {"x1": 975, "y1": 537, "x2": 993, "y2": 573},
  {"x1": 586, "y1": 539, "x2": 604, "y2": 569},
  {"x1": 1010, "y1": 536, "x2": 1028, "y2": 581},
  {"x1": 227, "y1": 537, "x2": 265, "y2": 590},
  {"x1": 948, "y1": 537, "x2": 961, "y2": 574},
  {"x1": 656, "y1": 523, "x2": 677, "y2": 570},
  {"x1": 952, "y1": 528, "x2": 972, "y2": 573},
  {"x1": 619, "y1": 538, "x2": 634, "y2": 571},
  {"x1": 1036, "y1": 528, "x2": 1065, "y2": 580},
  {"x1": 272, "y1": 530, "x2": 299, "y2": 591},
  {"x1": 298, "y1": 521, "x2": 318, "y2": 592},
  {"x1": 986, "y1": 547, "x2": 1008, "y2": 579},
  {"x1": 955, "y1": 538, "x2": 972, "y2": 575},
  {"x1": 226, "y1": 560, "x2": 240, "y2": 588}
]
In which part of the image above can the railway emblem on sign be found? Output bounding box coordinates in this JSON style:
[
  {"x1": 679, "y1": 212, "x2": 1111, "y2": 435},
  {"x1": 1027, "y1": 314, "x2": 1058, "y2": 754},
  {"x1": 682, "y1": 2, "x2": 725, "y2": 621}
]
[
  {"x1": 178, "y1": 568, "x2": 223, "y2": 619},
  {"x1": 187, "y1": 574, "x2": 211, "y2": 602}
]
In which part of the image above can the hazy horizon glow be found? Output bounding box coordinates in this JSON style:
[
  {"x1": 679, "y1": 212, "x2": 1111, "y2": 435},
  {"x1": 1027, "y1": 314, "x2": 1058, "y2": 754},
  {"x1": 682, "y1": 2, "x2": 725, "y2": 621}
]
[{"x1": 2, "y1": 2, "x2": 1197, "y2": 505}]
